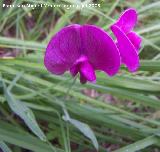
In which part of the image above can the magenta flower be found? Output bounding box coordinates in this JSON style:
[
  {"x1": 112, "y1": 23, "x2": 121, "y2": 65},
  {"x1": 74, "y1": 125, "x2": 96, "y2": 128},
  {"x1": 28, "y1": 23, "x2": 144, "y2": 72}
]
[
  {"x1": 111, "y1": 8, "x2": 142, "y2": 72},
  {"x1": 44, "y1": 24, "x2": 120, "y2": 84}
]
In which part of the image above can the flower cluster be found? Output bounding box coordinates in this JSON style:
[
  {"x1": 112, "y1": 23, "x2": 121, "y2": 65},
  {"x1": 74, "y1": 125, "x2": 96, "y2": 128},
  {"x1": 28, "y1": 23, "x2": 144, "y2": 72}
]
[{"x1": 44, "y1": 8, "x2": 142, "y2": 84}]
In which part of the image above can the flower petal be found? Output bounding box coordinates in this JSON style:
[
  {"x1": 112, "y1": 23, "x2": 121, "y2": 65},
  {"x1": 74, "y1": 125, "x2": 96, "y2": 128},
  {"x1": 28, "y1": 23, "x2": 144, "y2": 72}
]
[
  {"x1": 111, "y1": 25, "x2": 139, "y2": 72},
  {"x1": 81, "y1": 25, "x2": 120, "y2": 76},
  {"x1": 70, "y1": 55, "x2": 96, "y2": 83},
  {"x1": 115, "y1": 8, "x2": 137, "y2": 33},
  {"x1": 127, "y1": 31, "x2": 142, "y2": 51},
  {"x1": 80, "y1": 61, "x2": 96, "y2": 83},
  {"x1": 44, "y1": 25, "x2": 81, "y2": 75}
]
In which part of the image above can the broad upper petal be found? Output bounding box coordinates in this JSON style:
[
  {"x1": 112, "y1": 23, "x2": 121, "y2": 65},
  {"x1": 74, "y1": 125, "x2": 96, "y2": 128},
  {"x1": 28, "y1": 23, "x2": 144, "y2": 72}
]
[
  {"x1": 44, "y1": 25, "x2": 81, "y2": 75},
  {"x1": 111, "y1": 25, "x2": 139, "y2": 72},
  {"x1": 81, "y1": 25, "x2": 120, "y2": 76},
  {"x1": 114, "y1": 8, "x2": 137, "y2": 33}
]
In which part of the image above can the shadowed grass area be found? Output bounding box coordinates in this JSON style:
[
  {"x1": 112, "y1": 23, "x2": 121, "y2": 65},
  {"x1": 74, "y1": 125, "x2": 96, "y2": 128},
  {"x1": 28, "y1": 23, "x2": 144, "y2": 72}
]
[{"x1": 0, "y1": 0, "x2": 160, "y2": 152}]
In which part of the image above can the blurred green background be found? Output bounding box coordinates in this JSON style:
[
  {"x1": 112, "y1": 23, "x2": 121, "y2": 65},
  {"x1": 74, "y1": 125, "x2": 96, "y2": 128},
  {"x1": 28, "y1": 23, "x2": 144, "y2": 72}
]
[{"x1": 0, "y1": 0, "x2": 160, "y2": 152}]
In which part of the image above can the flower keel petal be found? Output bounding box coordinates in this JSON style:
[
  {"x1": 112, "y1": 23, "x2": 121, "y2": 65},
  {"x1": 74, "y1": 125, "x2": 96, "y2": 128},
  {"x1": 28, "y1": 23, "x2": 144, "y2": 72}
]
[{"x1": 80, "y1": 61, "x2": 96, "y2": 83}]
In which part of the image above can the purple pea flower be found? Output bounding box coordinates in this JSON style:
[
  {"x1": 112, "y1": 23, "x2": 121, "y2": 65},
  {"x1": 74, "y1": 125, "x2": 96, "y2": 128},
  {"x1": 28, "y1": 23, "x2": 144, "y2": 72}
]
[
  {"x1": 44, "y1": 24, "x2": 120, "y2": 84},
  {"x1": 111, "y1": 8, "x2": 142, "y2": 72}
]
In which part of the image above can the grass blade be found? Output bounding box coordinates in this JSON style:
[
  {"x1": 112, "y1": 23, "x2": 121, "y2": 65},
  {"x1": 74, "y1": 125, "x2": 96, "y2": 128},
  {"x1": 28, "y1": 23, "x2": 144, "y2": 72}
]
[{"x1": 0, "y1": 141, "x2": 12, "y2": 152}]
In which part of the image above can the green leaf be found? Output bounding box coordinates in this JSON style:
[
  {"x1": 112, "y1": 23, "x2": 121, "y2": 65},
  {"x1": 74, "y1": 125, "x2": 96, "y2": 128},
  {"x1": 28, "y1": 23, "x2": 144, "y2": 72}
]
[
  {"x1": 114, "y1": 136, "x2": 160, "y2": 152},
  {"x1": 0, "y1": 121, "x2": 62, "y2": 152},
  {"x1": 2, "y1": 79, "x2": 47, "y2": 141},
  {"x1": 63, "y1": 108, "x2": 99, "y2": 150}
]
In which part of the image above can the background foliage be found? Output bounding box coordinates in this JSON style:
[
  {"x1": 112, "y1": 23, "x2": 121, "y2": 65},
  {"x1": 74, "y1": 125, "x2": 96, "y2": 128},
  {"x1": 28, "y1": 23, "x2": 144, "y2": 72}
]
[{"x1": 0, "y1": 0, "x2": 160, "y2": 152}]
